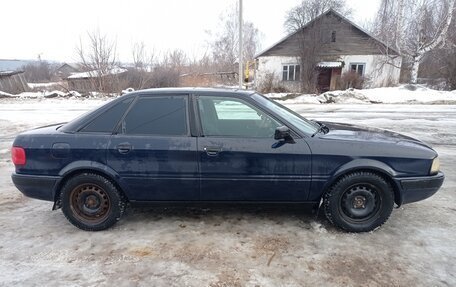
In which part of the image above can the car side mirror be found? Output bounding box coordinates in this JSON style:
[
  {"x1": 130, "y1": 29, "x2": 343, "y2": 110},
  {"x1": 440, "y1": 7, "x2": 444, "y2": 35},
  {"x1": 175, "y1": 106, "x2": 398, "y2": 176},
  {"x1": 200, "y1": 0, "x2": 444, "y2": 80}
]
[{"x1": 274, "y1": 126, "x2": 295, "y2": 144}]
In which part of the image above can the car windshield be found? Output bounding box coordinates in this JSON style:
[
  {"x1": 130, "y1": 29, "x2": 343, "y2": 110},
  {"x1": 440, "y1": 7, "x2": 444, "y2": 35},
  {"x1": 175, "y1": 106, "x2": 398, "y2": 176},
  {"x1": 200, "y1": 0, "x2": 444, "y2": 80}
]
[{"x1": 252, "y1": 93, "x2": 320, "y2": 135}]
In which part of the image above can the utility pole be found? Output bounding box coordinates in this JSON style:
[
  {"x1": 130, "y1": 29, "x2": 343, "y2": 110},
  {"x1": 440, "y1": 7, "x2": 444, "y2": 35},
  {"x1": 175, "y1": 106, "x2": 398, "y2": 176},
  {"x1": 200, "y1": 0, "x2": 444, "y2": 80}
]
[{"x1": 238, "y1": 0, "x2": 243, "y2": 89}]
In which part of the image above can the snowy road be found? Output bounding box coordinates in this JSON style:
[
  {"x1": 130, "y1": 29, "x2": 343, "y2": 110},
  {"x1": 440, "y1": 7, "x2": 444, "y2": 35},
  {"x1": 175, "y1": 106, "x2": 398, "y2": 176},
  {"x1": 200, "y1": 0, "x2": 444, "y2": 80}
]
[{"x1": 0, "y1": 99, "x2": 455, "y2": 286}]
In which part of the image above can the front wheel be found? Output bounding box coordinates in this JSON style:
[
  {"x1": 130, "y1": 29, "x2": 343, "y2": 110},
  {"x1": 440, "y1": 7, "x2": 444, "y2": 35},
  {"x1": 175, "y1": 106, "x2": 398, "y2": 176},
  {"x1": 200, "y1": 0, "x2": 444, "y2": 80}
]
[
  {"x1": 61, "y1": 173, "x2": 126, "y2": 231},
  {"x1": 323, "y1": 171, "x2": 394, "y2": 232}
]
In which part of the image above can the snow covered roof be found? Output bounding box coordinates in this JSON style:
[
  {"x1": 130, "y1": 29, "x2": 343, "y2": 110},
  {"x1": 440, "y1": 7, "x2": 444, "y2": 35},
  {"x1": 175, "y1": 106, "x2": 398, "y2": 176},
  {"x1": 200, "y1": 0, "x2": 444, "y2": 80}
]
[
  {"x1": 0, "y1": 70, "x2": 24, "y2": 77},
  {"x1": 67, "y1": 67, "x2": 127, "y2": 79},
  {"x1": 57, "y1": 63, "x2": 81, "y2": 71},
  {"x1": 317, "y1": 61, "x2": 343, "y2": 68}
]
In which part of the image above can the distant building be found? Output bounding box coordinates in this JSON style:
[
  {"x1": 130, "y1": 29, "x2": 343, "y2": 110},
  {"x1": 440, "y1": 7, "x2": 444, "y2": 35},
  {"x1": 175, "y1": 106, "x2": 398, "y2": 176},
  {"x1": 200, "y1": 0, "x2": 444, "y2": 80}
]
[
  {"x1": 67, "y1": 67, "x2": 128, "y2": 93},
  {"x1": 180, "y1": 72, "x2": 238, "y2": 87},
  {"x1": 0, "y1": 71, "x2": 29, "y2": 94},
  {"x1": 56, "y1": 63, "x2": 81, "y2": 79},
  {"x1": 255, "y1": 9, "x2": 402, "y2": 93}
]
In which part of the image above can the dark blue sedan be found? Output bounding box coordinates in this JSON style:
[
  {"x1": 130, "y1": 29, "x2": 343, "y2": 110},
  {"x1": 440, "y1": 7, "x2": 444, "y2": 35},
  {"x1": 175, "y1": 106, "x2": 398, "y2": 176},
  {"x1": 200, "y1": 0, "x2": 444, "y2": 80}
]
[{"x1": 11, "y1": 88, "x2": 444, "y2": 232}]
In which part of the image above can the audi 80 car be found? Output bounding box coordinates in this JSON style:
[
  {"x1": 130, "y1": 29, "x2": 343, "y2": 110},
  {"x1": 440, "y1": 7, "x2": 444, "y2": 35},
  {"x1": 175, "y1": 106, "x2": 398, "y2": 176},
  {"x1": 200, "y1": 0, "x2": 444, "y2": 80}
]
[{"x1": 11, "y1": 88, "x2": 444, "y2": 232}]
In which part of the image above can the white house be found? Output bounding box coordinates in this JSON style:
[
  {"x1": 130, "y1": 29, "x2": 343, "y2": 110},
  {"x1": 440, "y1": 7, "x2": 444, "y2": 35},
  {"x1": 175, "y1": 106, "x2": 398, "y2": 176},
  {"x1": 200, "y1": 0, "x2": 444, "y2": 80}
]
[{"x1": 254, "y1": 9, "x2": 402, "y2": 92}]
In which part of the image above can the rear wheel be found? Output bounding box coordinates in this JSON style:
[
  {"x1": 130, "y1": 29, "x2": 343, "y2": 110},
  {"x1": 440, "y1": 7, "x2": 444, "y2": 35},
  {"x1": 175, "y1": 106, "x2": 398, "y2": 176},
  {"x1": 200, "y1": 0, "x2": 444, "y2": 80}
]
[
  {"x1": 324, "y1": 171, "x2": 394, "y2": 232},
  {"x1": 61, "y1": 173, "x2": 126, "y2": 231}
]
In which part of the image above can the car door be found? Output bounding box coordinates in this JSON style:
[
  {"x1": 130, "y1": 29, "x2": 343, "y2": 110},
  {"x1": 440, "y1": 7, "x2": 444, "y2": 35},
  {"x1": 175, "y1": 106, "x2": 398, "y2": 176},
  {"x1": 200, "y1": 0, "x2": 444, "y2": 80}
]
[
  {"x1": 196, "y1": 95, "x2": 312, "y2": 201},
  {"x1": 107, "y1": 94, "x2": 199, "y2": 201}
]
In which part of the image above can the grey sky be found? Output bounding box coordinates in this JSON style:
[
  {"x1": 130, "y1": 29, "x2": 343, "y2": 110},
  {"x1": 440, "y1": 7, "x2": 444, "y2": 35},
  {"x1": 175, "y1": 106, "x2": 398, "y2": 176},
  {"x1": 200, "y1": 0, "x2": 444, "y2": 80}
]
[{"x1": 1, "y1": 0, "x2": 379, "y2": 62}]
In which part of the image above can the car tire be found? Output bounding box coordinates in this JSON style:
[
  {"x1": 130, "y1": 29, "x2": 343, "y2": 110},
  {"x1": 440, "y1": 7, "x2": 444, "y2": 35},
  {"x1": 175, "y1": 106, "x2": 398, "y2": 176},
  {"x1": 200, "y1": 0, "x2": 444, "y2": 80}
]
[
  {"x1": 323, "y1": 171, "x2": 394, "y2": 232},
  {"x1": 61, "y1": 173, "x2": 126, "y2": 231}
]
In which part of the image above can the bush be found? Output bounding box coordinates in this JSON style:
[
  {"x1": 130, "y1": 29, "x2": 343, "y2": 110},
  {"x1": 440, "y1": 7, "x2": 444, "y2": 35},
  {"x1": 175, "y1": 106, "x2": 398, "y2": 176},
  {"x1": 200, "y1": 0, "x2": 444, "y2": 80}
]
[
  {"x1": 258, "y1": 72, "x2": 288, "y2": 93},
  {"x1": 22, "y1": 61, "x2": 52, "y2": 82},
  {"x1": 340, "y1": 71, "x2": 364, "y2": 89}
]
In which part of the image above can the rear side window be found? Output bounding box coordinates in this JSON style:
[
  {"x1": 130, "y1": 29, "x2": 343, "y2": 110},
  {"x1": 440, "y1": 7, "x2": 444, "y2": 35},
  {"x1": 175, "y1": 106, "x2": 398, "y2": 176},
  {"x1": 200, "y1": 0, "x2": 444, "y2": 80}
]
[
  {"x1": 81, "y1": 98, "x2": 133, "y2": 133},
  {"x1": 122, "y1": 96, "x2": 188, "y2": 135}
]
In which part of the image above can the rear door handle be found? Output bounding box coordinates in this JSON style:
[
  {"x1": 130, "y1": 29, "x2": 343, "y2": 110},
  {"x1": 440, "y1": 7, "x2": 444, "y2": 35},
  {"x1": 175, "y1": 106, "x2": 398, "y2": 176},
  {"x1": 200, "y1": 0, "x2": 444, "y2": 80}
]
[
  {"x1": 117, "y1": 143, "x2": 132, "y2": 154},
  {"x1": 204, "y1": 146, "x2": 221, "y2": 156}
]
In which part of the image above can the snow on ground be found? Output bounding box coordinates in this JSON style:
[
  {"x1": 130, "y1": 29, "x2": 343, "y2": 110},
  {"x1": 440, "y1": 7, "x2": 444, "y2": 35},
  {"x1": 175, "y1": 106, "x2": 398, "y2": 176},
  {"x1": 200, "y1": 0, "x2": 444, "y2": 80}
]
[
  {"x1": 27, "y1": 82, "x2": 63, "y2": 89},
  {"x1": 0, "y1": 90, "x2": 111, "y2": 99},
  {"x1": 265, "y1": 84, "x2": 456, "y2": 105},
  {"x1": 2, "y1": 84, "x2": 455, "y2": 104},
  {"x1": 0, "y1": 97, "x2": 455, "y2": 286},
  {"x1": 0, "y1": 90, "x2": 14, "y2": 98}
]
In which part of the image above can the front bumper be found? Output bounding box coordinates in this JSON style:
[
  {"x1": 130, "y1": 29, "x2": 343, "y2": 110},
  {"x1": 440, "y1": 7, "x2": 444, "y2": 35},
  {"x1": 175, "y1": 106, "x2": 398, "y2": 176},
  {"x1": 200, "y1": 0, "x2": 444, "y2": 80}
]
[
  {"x1": 396, "y1": 172, "x2": 445, "y2": 205},
  {"x1": 11, "y1": 173, "x2": 60, "y2": 201}
]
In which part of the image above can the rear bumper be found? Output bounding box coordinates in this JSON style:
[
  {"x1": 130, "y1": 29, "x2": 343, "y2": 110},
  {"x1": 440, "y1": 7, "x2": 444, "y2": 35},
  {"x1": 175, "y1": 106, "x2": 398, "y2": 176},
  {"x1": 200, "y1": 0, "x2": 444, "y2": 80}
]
[
  {"x1": 396, "y1": 172, "x2": 445, "y2": 205},
  {"x1": 11, "y1": 173, "x2": 59, "y2": 201}
]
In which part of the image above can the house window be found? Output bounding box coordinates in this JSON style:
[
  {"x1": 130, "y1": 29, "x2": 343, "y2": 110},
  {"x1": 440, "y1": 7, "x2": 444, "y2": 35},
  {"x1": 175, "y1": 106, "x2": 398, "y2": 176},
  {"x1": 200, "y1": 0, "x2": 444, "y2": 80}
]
[
  {"x1": 350, "y1": 63, "x2": 366, "y2": 76},
  {"x1": 331, "y1": 31, "x2": 336, "y2": 42},
  {"x1": 282, "y1": 64, "x2": 300, "y2": 81}
]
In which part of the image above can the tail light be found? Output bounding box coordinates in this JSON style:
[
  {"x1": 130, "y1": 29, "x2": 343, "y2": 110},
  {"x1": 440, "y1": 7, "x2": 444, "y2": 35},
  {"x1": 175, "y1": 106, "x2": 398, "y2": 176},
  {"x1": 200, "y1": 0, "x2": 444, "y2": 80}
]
[{"x1": 12, "y1": 146, "x2": 26, "y2": 165}]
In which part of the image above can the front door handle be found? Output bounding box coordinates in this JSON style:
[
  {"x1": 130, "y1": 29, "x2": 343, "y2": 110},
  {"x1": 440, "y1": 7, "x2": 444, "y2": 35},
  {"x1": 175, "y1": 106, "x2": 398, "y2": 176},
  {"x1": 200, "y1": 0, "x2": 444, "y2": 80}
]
[
  {"x1": 117, "y1": 143, "x2": 132, "y2": 154},
  {"x1": 204, "y1": 146, "x2": 221, "y2": 156}
]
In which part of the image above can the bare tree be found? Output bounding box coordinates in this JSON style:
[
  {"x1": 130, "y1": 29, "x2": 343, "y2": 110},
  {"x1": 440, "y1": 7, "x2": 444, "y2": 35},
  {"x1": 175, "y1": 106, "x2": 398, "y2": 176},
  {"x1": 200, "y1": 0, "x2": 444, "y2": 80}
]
[
  {"x1": 209, "y1": 3, "x2": 261, "y2": 72},
  {"x1": 284, "y1": 0, "x2": 351, "y2": 92},
  {"x1": 419, "y1": 9, "x2": 456, "y2": 89},
  {"x1": 130, "y1": 42, "x2": 155, "y2": 89},
  {"x1": 76, "y1": 30, "x2": 118, "y2": 92},
  {"x1": 284, "y1": 0, "x2": 352, "y2": 33},
  {"x1": 167, "y1": 49, "x2": 188, "y2": 72},
  {"x1": 22, "y1": 61, "x2": 52, "y2": 83},
  {"x1": 373, "y1": 0, "x2": 456, "y2": 84}
]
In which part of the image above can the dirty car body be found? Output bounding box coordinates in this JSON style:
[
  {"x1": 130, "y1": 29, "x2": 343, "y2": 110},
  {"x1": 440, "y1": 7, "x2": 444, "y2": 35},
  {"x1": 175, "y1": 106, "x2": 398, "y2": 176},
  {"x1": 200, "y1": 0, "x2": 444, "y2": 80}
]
[{"x1": 11, "y1": 88, "x2": 444, "y2": 232}]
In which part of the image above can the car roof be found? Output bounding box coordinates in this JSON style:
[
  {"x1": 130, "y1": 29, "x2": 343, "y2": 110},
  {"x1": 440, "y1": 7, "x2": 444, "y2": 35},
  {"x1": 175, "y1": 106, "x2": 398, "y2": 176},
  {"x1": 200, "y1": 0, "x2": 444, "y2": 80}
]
[
  {"x1": 60, "y1": 87, "x2": 257, "y2": 133},
  {"x1": 129, "y1": 87, "x2": 257, "y2": 97}
]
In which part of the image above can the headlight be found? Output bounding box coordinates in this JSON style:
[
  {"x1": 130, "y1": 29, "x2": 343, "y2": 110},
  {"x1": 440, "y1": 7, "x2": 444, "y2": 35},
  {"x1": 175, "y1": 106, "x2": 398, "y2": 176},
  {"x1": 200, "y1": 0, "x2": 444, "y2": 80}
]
[{"x1": 430, "y1": 157, "x2": 440, "y2": 175}]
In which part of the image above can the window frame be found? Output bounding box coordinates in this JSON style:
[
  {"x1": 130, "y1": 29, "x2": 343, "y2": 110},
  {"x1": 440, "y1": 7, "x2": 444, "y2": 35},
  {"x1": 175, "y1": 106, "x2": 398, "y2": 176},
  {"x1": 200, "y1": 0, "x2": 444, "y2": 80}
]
[
  {"x1": 114, "y1": 94, "x2": 191, "y2": 137},
  {"x1": 349, "y1": 62, "x2": 366, "y2": 76},
  {"x1": 282, "y1": 64, "x2": 300, "y2": 81}
]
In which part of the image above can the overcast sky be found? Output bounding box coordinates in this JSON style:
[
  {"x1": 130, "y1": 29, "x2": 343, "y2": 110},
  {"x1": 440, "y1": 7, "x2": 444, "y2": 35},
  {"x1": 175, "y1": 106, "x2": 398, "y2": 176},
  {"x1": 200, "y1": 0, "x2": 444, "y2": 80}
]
[{"x1": 1, "y1": 0, "x2": 380, "y2": 63}]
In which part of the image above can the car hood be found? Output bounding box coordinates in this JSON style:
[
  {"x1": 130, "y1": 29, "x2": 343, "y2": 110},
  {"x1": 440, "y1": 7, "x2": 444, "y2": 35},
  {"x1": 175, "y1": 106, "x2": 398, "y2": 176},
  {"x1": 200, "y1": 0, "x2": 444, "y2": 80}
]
[{"x1": 318, "y1": 121, "x2": 432, "y2": 149}]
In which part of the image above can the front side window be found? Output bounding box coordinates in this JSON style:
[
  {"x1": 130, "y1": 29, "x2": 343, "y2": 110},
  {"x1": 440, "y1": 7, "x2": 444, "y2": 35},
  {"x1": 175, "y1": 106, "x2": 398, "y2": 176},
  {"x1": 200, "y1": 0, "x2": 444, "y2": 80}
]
[
  {"x1": 251, "y1": 93, "x2": 319, "y2": 135},
  {"x1": 350, "y1": 63, "x2": 366, "y2": 76},
  {"x1": 282, "y1": 64, "x2": 300, "y2": 81},
  {"x1": 122, "y1": 96, "x2": 188, "y2": 136},
  {"x1": 198, "y1": 96, "x2": 281, "y2": 138}
]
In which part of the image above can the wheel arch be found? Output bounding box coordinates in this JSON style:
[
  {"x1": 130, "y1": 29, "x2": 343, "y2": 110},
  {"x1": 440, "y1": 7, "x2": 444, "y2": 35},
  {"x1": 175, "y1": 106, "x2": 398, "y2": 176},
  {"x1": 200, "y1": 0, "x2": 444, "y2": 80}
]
[
  {"x1": 52, "y1": 161, "x2": 129, "y2": 209},
  {"x1": 321, "y1": 159, "x2": 402, "y2": 207}
]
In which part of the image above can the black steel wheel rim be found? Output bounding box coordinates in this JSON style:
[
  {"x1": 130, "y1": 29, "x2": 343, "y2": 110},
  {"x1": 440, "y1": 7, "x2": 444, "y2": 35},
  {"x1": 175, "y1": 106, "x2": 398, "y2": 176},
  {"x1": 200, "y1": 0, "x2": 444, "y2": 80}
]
[
  {"x1": 339, "y1": 183, "x2": 382, "y2": 222},
  {"x1": 69, "y1": 183, "x2": 111, "y2": 225}
]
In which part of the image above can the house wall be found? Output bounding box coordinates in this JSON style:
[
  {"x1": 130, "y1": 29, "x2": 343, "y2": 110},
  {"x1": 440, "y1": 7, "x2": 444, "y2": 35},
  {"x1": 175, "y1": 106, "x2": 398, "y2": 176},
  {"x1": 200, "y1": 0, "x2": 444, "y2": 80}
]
[
  {"x1": 255, "y1": 54, "x2": 402, "y2": 92},
  {"x1": 255, "y1": 56, "x2": 301, "y2": 92},
  {"x1": 340, "y1": 55, "x2": 402, "y2": 87}
]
